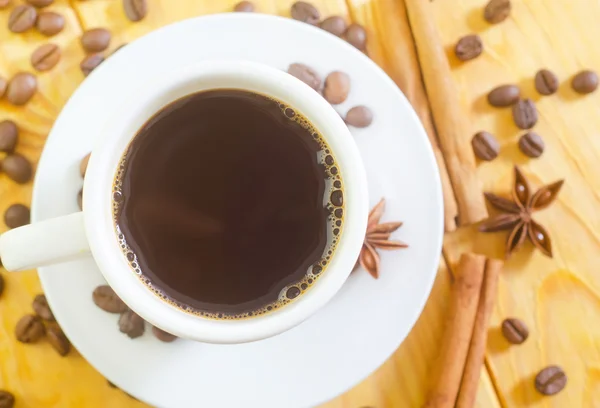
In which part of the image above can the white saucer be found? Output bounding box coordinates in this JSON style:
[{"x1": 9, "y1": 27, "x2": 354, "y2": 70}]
[{"x1": 32, "y1": 14, "x2": 443, "y2": 408}]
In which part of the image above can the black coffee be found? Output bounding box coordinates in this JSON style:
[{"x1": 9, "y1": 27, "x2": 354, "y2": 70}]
[{"x1": 113, "y1": 90, "x2": 344, "y2": 319}]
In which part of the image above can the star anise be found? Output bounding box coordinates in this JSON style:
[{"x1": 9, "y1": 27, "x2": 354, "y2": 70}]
[
  {"x1": 479, "y1": 166, "x2": 563, "y2": 258},
  {"x1": 358, "y1": 198, "x2": 408, "y2": 279}
]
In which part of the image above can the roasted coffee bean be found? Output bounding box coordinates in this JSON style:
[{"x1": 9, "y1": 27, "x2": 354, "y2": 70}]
[
  {"x1": 483, "y1": 0, "x2": 511, "y2": 24},
  {"x1": 152, "y1": 326, "x2": 177, "y2": 343},
  {"x1": 487, "y1": 84, "x2": 520, "y2": 107},
  {"x1": 119, "y1": 309, "x2": 145, "y2": 339},
  {"x1": 323, "y1": 71, "x2": 350, "y2": 104},
  {"x1": 512, "y1": 98, "x2": 538, "y2": 129},
  {"x1": 0, "y1": 390, "x2": 15, "y2": 408},
  {"x1": 320, "y1": 16, "x2": 346, "y2": 37},
  {"x1": 80, "y1": 54, "x2": 104, "y2": 76},
  {"x1": 233, "y1": 1, "x2": 254, "y2": 12},
  {"x1": 571, "y1": 70, "x2": 598, "y2": 94},
  {"x1": 123, "y1": 0, "x2": 147, "y2": 22},
  {"x1": 0, "y1": 77, "x2": 7, "y2": 99},
  {"x1": 81, "y1": 28, "x2": 111, "y2": 53},
  {"x1": 290, "y1": 1, "x2": 320, "y2": 25},
  {"x1": 518, "y1": 132, "x2": 545, "y2": 158},
  {"x1": 287, "y1": 63, "x2": 321, "y2": 91},
  {"x1": 15, "y1": 314, "x2": 45, "y2": 343},
  {"x1": 0, "y1": 0, "x2": 11, "y2": 8},
  {"x1": 345, "y1": 106, "x2": 373, "y2": 128},
  {"x1": 93, "y1": 285, "x2": 128, "y2": 313},
  {"x1": 471, "y1": 131, "x2": 500, "y2": 161},
  {"x1": 501, "y1": 317, "x2": 529, "y2": 344},
  {"x1": 80, "y1": 153, "x2": 91, "y2": 178},
  {"x1": 0, "y1": 274, "x2": 4, "y2": 298},
  {"x1": 3, "y1": 154, "x2": 33, "y2": 184},
  {"x1": 6, "y1": 72, "x2": 37, "y2": 106},
  {"x1": 36, "y1": 11, "x2": 65, "y2": 36},
  {"x1": 31, "y1": 43, "x2": 61, "y2": 72},
  {"x1": 344, "y1": 23, "x2": 367, "y2": 50},
  {"x1": 26, "y1": 0, "x2": 53, "y2": 7},
  {"x1": 0, "y1": 120, "x2": 18, "y2": 153},
  {"x1": 8, "y1": 5, "x2": 37, "y2": 33},
  {"x1": 535, "y1": 69, "x2": 558, "y2": 95},
  {"x1": 47, "y1": 325, "x2": 70, "y2": 356},
  {"x1": 77, "y1": 188, "x2": 83, "y2": 210},
  {"x1": 454, "y1": 34, "x2": 483, "y2": 61},
  {"x1": 32, "y1": 294, "x2": 55, "y2": 321},
  {"x1": 535, "y1": 365, "x2": 567, "y2": 395},
  {"x1": 4, "y1": 204, "x2": 30, "y2": 229}
]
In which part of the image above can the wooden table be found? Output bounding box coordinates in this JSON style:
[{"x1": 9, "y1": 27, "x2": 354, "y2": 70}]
[{"x1": 1, "y1": 0, "x2": 599, "y2": 406}]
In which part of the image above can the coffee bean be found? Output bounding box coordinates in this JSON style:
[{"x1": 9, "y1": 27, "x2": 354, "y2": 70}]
[
  {"x1": 0, "y1": 390, "x2": 15, "y2": 408},
  {"x1": 483, "y1": 0, "x2": 511, "y2": 24},
  {"x1": 15, "y1": 314, "x2": 45, "y2": 343},
  {"x1": 0, "y1": 77, "x2": 7, "y2": 99},
  {"x1": 123, "y1": 0, "x2": 147, "y2": 21},
  {"x1": 119, "y1": 309, "x2": 145, "y2": 339},
  {"x1": 47, "y1": 325, "x2": 70, "y2": 356},
  {"x1": 571, "y1": 70, "x2": 598, "y2": 94},
  {"x1": 233, "y1": 1, "x2": 254, "y2": 12},
  {"x1": 3, "y1": 154, "x2": 33, "y2": 184},
  {"x1": 487, "y1": 84, "x2": 520, "y2": 107},
  {"x1": 36, "y1": 11, "x2": 65, "y2": 36},
  {"x1": 6, "y1": 72, "x2": 37, "y2": 106},
  {"x1": 291, "y1": 1, "x2": 320, "y2": 25},
  {"x1": 4, "y1": 204, "x2": 30, "y2": 229},
  {"x1": 519, "y1": 132, "x2": 545, "y2": 158},
  {"x1": 26, "y1": 0, "x2": 53, "y2": 7},
  {"x1": 0, "y1": 274, "x2": 4, "y2": 298},
  {"x1": 471, "y1": 131, "x2": 500, "y2": 161},
  {"x1": 77, "y1": 188, "x2": 83, "y2": 210},
  {"x1": 80, "y1": 153, "x2": 91, "y2": 178},
  {"x1": 344, "y1": 23, "x2": 367, "y2": 50},
  {"x1": 501, "y1": 317, "x2": 529, "y2": 344},
  {"x1": 93, "y1": 285, "x2": 128, "y2": 313},
  {"x1": 32, "y1": 294, "x2": 55, "y2": 321},
  {"x1": 152, "y1": 326, "x2": 177, "y2": 343},
  {"x1": 345, "y1": 106, "x2": 373, "y2": 128},
  {"x1": 80, "y1": 54, "x2": 104, "y2": 76},
  {"x1": 535, "y1": 365, "x2": 567, "y2": 395},
  {"x1": 535, "y1": 69, "x2": 558, "y2": 95},
  {"x1": 8, "y1": 4, "x2": 37, "y2": 33},
  {"x1": 323, "y1": 71, "x2": 350, "y2": 104},
  {"x1": 81, "y1": 28, "x2": 111, "y2": 53},
  {"x1": 0, "y1": 120, "x2": 19, "y2": 153},
  {"x1": 31, "y1": 43, "x2": 61, "y2": 72},
  {"x1": 0, "y1": 0, "x2": 11, "y2": 8},
  {"x1": 320, "y1": 16, "x2": 347, "y2": 37},
  {"x1": 287, "y1": 63, "x2": 321, "y2": 91},
  {"x1": 512, "y1": 98, "x2": 538, "y2": 129},
  {"x1": 454, "y1": 34, "x2": 483, "y2": 61}
]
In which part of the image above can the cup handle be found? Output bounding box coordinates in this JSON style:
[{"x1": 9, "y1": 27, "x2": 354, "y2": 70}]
[{"x1": 0, "y1": 212, "x2": 90, "y2": 272}]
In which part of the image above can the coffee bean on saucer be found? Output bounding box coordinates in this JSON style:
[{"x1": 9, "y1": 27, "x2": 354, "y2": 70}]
[
  {"x1": 8, "y1": 4, "x2": 37, "y2": 33},
  {"x1": 501, "y1": 317, "x2": 529, "y2": 344},
  {"x1": 487, "y1": 84, "x2": 520, "y2": 107},
  {"x1": 287, "y1": 63, "x2": 321, "y2": 91},
  {"x1": 119, "y1": 309, "x2": 145, "y2": 339},
  {"x1": 123, "y1": 0, "x2": 147, "y2": 22},
  {"x1": 345, "y1": 106, "x2": 373, "y2": 128},
  {"x1": 344, "y1": 23, "x2": 367, "y2": 51},
  {"x1": 484, "y1": 0, "x2": 511, "y2": 24},
  {"x1": 80, "y1": 153, "x2": 91, "y2": 178},
  {"x1": 0, "y1": 76, "x2": 7, "y2": 99},
  {"x1": 233, "y1": 1, "x2": 254, "y2": 12},
  {"x1": 323, "y1": 71, "x2": 350, "y2": 104},
  {"x1": 77, "y1": 188, "x2": 83, "y2": 210},
  {"x1": 3, "y1": 154, "x2": 33, "y2": 184},
  {"x1": 6, "y1": 72, "x2": 37, "y2": 106},
  {"x1": 512, "y1": 98, "x2": 537, "y2": 129},
  {"x1": 152, "y1": 326, "x2": 178, "y2": 343},
  {"x1": 36, "y1": 11, "x2": 65, "y2": 36},
  {"x1": 0, "y1": 120, "x2": 19, "y2": 153},
  {"x1": 4, "y1": 204, "x2": 30, "y2": 229},
  {"x1": 535, "y1": 69, "x2": 558, "y2": 95},
  {"x1": 571, "y1": 70, "x2": 598, "y2": 94},
  {"x1": 80, "y1": 54, "x2": 104, "y2": 76},
  {"x1": 518, "y1": 132, "x2": 544, "y2": 158},
  {"x1": 0, "y1": 390, "x2": 15, "y2": 408},
  {"x1": 471, "y1": 131, "x2": 499, "y2": 161},
  {"x1": 93, "y1": 285, "x2": 128, "y2": 313},
  {"x1": 81, "y1": 28, "x2": 111, "y2": 53},
  {"x1": 31, "y1": 43, "x2": 61, "y2": 72},
  {"x1": 15, "y1": 314, "x2": 45, "y2": 343},
  {"x1": 0, "y1": 0, "x2": 11, "y2": 8},
  {"x1": 455, "y1": 34, "x2": 483, "y2": 61},
  {"x1": 535, "y1": 365, "x2": 567, "y2": 395},
  {"x1": 47, "y1": 325, "x2": 70, "y2": 356},
  {"x1": 320, "y1": 16, "x2": 346, "y2": 37},
  {"x1": 291, "y1": 1, "x2": 320, "y2": 25},
  {"x1": 32, "y1": 294, "x2": 55, "y2": 321}
]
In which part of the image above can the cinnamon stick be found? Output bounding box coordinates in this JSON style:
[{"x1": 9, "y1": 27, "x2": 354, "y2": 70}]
[
  {"x1": 456, "y1": 259, "x2": 503, "y2": 408},
  {"x1": 423, "y1": 253, "x2": 486, "y2": 408},
  {"x1": 404, "y1": 0, "x2": 488, "y2": 226}
]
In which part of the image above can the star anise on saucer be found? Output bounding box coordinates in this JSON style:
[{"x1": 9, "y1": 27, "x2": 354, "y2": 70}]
[
  {"x1": 359, "y1": 198, "x2": 408, "y2": 279},
  {"x1": 479, "y1": 166, "x2": 563, "y2": 258}
]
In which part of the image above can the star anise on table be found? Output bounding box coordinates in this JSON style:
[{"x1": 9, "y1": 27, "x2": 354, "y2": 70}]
[
  {"x1": 479, "y1": 166, "x2": 564, "y2": 258},
  {"x1": 358, "y1": 198, "x2": 408, "y2": 279}
]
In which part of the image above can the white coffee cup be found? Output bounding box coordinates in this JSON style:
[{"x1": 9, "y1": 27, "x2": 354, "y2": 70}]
[{"x1": 0, "y1": 61, "x2": 368, "y2": 344}]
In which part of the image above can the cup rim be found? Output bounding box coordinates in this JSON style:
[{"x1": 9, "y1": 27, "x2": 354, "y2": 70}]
[{"x1": 84, "y1": 60, "x2": 368, "y2": 343}]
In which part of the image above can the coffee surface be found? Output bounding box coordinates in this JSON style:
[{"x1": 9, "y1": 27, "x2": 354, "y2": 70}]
[{"x1": 114, "y1": 90, "x2": 344, "y2": 318}]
